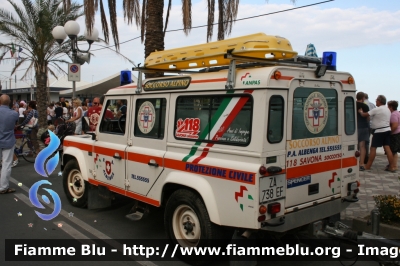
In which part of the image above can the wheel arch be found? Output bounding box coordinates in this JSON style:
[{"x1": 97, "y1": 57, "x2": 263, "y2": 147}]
[
  {"x1": 162, "y1": 172, "x2": 221, "y2": 225},
  {"x1": 62, "y1": 147, "x2": 89, "y2": 181}
]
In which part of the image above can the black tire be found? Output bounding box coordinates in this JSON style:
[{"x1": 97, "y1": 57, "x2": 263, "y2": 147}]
[
  {"x1": 63, "y1": 159, "x2": 88, "y2": 208},
  {"x1": 21, "y1": 141, "x2": 37, "y2": 163},
  {"x1": 164, "y1": 189, "x2": 227, "y2": 248}
]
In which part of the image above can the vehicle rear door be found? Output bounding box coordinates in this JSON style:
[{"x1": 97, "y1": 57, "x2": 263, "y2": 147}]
[{"x1": 285, "y1": 84, "x2": 342, "y2": 208}]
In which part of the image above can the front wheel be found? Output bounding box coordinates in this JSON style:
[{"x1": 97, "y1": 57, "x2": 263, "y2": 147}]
[
  {"x1": 63, "y1": 160, "x2": 88, "y2": 207},
  {"x1": 21, "y1": 141, "x2": 37, "y2": 163},
  {"x1": 164, "y1": 189, "x2": 227, "y2": 248}
]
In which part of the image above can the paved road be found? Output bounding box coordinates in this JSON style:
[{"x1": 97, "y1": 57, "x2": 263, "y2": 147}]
[
  {"x1": 1, "y1": 150, "x2": 396, "y2": 266},
  {"x1": 341, "y1": 150, "x2": 400, "y2": 221}
]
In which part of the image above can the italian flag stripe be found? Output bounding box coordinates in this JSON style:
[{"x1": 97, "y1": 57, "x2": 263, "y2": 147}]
[
  {"x1": 182, "y1": 94, "x2": 233, "y2": 162},
  {"x1": 192, "y1": 94, "x2": 251, "y2": 163},
  {"x1": 183, "y1": 90, "x2": 253, "y2": 163}
]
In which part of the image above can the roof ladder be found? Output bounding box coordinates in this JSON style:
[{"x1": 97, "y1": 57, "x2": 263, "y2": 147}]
[
  {"x1": 135, "y1": 67, "x2": 143, "y2": 94},
  {"x1": 225, "y1": 59, "x2": 236, "y2": 90}
]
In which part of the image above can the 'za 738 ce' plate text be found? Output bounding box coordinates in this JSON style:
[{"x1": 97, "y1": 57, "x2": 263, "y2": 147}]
[{"x1": 259, "y1": 175, "x2": 286, "y2": 204}]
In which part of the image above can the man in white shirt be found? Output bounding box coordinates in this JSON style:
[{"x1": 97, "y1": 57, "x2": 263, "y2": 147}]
[{"x1": 359, "y1": 95, "x2": 394, "y2": 171}]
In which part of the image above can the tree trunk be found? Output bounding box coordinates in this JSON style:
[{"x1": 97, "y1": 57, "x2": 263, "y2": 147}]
[
  {"x1": 144, "y1": 0, "x2": 164, "y2": 78},
  {"x1": 35, "y1": 68, "x2": 48, "y2": 129}
]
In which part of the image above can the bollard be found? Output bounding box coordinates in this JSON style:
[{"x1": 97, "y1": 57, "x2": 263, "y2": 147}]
[{"x1": 370, "y1": 208, "x2": 380, "y2": 235}]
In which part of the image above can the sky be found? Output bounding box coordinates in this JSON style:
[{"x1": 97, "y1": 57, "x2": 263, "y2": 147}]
[{"x1": 0, "y1": 0, "x2": 399, "y2": 102}]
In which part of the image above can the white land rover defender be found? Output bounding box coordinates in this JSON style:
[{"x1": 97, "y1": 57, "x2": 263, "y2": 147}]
[{"x1": 61, "y1": 33, "x2": 360, "y2": 247}]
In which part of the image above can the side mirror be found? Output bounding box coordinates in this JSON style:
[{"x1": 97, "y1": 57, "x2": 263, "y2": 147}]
[{"x1": 86, "y1": 132, "x2": 96, "y2": 140}]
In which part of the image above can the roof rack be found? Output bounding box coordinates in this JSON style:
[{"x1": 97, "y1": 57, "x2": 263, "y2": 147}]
[{"x1": 132, "y1": 33, "x2": 323, "y2": 92}]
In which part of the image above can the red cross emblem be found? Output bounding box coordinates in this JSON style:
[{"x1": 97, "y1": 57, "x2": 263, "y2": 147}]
[
  {"x1": 140, "y1": 107, "x2": 153, "y2": 128},
  {"x1": 308, "y1": 99, "x2": 325, "y2": 126}
]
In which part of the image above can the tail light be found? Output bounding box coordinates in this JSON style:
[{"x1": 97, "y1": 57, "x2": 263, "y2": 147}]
[
  {"x1": 267, "y1": 202, "x2": 281, "y2": 214},
  {"x1": 258, "y1": 215, "x2": 266, "y2": 222},
  {"x1": 259, "y1": 205, "x2": 267, "y2": 214},
  {"x1": 259, "y1": 165, "x2": 267, "y2": 175}
]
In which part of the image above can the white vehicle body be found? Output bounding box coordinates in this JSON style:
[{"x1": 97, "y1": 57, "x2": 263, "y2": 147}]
[{"x1": 61, "y1": 33, "x2": 360, "y2": 244}]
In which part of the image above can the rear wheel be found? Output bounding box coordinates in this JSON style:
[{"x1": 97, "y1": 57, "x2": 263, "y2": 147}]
[
  {"x1": 63, "y1": 160, "x2": 88, "y2": 207},
  {"x1": 164, "y1": 189, "x2": 228, "y2": 248},
  {"x1": 21, "y1": 141, "x2": 37, "y2": 163}
]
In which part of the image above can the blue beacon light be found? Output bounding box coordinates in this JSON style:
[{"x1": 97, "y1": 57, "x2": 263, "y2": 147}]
[{"x1": 322, "y1": 51, "x2": 337, "y2": 71}]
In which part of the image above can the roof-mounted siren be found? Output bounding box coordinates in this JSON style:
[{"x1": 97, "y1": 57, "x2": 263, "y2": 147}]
[
  {"x1": 315, "y1": 51, "x2": 337, "y2": 78},
  {"x1": 120, "y1": 70, "x2": 132, "y2": 86},
  {"x1": 322, "y1": 51, "x2": 337, "y2": 71}
]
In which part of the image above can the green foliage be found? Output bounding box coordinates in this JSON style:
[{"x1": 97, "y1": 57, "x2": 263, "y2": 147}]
[{"x1": 373, "y1": 195, "x2": 400, "y2": 224}]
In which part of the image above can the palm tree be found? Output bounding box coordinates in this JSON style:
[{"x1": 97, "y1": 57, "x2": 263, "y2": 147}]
[
  {"x1": 66, "y1": 0, "x2": 295, "y2": 77},
  {"x1": 0, "y1": 0, "x2": 84, "y2": 127}
]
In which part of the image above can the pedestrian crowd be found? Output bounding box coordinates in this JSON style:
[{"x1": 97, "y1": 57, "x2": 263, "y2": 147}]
[
  {"x1": 0, "y1": 94, "x2": 98, "y2": 170},
  {"x1": 357, "y1": 93, "x2": 400, "y2": 172}
]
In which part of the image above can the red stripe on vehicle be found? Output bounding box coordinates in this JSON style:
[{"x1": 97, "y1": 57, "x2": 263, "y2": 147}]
[
  {"x1": 287, "y1": 159, "x2": 342, "y2": 179},
  {"x1": 88, "y1": 178, "x2": 160, "y2": 206}
]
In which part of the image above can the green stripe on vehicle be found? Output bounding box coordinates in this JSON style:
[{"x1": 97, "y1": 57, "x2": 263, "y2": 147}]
[{"x1": 182, "y1": 91, "x2": 234, "y2": 162}]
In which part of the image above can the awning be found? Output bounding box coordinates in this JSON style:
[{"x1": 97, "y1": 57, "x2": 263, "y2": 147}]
[{"x1": 59, "y1": 72, "x2": 137, "y2": 97}]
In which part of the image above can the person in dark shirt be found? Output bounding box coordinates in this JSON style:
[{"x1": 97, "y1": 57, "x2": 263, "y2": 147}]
[
  {"x1": 356, "y1": 92, "x2": 369, "y2": 171},
  {"x1": 54, "y1": 102, "x2": 63, "y2": 118},
  {"x1": 116, "y1": 99, "x2": 127, "y2": 118}
]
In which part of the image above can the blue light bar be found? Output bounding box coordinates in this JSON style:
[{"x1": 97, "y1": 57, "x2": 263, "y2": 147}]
[
  {"x1": 322, "y1": 51, "x2": 337, "y2": 71},
  {"x1": 120, "y1": 70, "x2": 132, "y2": 86}
]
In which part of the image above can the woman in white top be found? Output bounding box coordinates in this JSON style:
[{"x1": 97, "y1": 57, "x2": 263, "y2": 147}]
[
  {"x1": 18, "y1": 101, "x2": 26, "y2": 124},
  {"x1": 47, "y1": 103, "x2": 55, "y2": 125},
  {"x1": 66, "y1": 99, "x2": 83, "y2": 134}
]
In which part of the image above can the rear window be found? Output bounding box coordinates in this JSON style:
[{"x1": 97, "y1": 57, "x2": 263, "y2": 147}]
[
  {"x1": 292, "y1": 88, "x2": 338, "y2": 140},
  {"x1": 175, "y1": 94, "x2": 253, "y2": 146},
  {"x1": 267, "y1": 95, "x2": 284, "y2": 143},
  {"x1": 344, "y1": 97, "x2": 356, "y2": 135}
]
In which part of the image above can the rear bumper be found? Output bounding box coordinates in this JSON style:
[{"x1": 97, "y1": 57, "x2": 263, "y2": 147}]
[{"x1": 260, "y1": 198, "x2": 351, "y2": 232}]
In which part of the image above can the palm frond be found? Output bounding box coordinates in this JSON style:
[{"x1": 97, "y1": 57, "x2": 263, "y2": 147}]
[
  {"x1": 99, "y1": 0, "x2": 110, "y2": 43},
  {"x1": 206, "y1": 0, "x2": 215, "y2": 42},
  {"x1": 182, "y1": 0, "x2": 191, "y2": 35},
  {"x1": 108, "y1": 0, "x2": 120, "y2": 51},
  {"x1": 123, "y1": 0, "x2": 140, "y2": 27},
  {"x1": 217, "y1": 0, "x2": 224, "y2": 40},
  {"x1": 224, "y1": 0, "x2": 239, "y2": 36},
  {"x1": 62, "y1": 0, "x2": 71, "y2": 12},
  {"x1": 140, "y1": 0, "x2": 147, "y2": 43},
  {"x1": 85, "y1": 0, "x2": 96, "y2": 36},
  {"x1": 19, "y1": 60, "x2": 34, "y2": 81}
]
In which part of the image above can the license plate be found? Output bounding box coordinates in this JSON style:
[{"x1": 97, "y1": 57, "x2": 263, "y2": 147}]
[{"x1": 259, "y1": 175, "x2": 286, "y2": 204}]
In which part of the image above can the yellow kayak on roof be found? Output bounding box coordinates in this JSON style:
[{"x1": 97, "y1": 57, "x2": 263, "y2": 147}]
[{"x1": 144, "y1": 33, "x2": 298, "y2": 70}]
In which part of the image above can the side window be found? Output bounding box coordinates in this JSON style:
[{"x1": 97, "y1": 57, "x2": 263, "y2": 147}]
[
  {"x1": 99, "y1": 99, "x2": 127, "y2": 135},
  {"x1": 175, "y1": 95, "x2": 253, "y2": 146},
  {"x1": 134, "y1": 98, "x2": 167, "y2": 139},
  {"x1": 268, "y1": 96, "x2": 284, "y2": 143},
  {"x1": 292, "y1": 88, "x2": 338, "y2": 140},
  {"x1": 344, "y1": 96, "x2": 356, "y2": 135}
]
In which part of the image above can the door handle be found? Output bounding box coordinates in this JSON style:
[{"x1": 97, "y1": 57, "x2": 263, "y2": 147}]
[
  {"x1": 148, "y1": 159, "x2": 159, "y2": 167},
  {"x1": 113, "y1": 153, "x2": 122, "y2": 160},
  {"x1": 148, "y1": 162, "x2": 159, "y2": 167}
]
